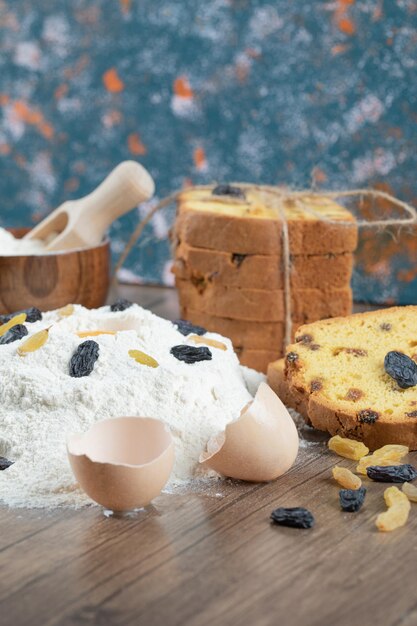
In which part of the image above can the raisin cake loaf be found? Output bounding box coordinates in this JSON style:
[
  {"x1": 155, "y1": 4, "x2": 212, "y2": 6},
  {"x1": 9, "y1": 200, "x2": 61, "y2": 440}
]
[
  {"x1": 173, "y1": 241, "x2": 353, "y2": 291},
  {"x1": 279, "y1": 307, "x2": 417, "y2": 450},
  {"x1": 175, "y1": 186, "x2": 357, "y2": 256},
  {"x1": 177, "y1": 279, "x2": 352, "y2": 322}
]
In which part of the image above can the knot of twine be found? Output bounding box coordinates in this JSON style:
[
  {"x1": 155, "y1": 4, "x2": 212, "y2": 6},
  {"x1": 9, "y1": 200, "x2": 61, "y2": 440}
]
[{"x1": 114, "y1": 186, "x2": 417, "y2": 353}]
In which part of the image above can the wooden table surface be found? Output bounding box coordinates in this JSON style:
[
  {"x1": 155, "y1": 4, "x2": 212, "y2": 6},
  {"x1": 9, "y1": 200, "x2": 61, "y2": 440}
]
[{"x1": 1, "y1": 286, "x2": 417, "y2": 626}]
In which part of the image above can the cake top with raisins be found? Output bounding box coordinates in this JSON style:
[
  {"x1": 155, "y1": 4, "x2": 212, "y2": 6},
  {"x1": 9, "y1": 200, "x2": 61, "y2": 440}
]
[{"x1": 178, "y1": 184, "x2": 355, "y2": 223}]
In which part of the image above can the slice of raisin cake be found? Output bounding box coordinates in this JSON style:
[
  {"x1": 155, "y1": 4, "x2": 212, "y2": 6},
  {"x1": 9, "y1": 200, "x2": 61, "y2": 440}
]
[{"x1": 283, "y1": 307, "x2": 417, "y2": 450}]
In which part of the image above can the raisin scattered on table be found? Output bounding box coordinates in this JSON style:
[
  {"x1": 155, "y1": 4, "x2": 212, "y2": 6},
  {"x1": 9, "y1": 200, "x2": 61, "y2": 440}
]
[
  {"x1": 270, "y1": 507, "x2": 315, "y2": 529},
  {"x1": 173, "y1": 319, "x2": 207, "y2": 336},
  {"x1": 0, "y1": 324, "x2": 28, "y2": 345},
  {"x1": 170, "y1": 345, "x2": 212, "y2": 363},
  {"x1": 0, "y1": 457, "x2": 14, "y2": 471},
  {"x1": 110, "y1": 298, "x2": 133, "y2": 312},
  {"x1": 366, "y1": 464, "x2": 417, "y2": 483},
  {"x1": 69, "y1": 340, "x2": 100, "y2": 378},
  {"x1": 384, "y1": 351, "x2": 417, "y2": 389},
  {"x1": 339, "y1": 487, "x2": 367, "y2": 512},
  {"x1": 0, "y1": 307, "x2": 42, "y2": 324},
  {"x1": 212, "y1": 184, "x2": 246, "y2": 200}
]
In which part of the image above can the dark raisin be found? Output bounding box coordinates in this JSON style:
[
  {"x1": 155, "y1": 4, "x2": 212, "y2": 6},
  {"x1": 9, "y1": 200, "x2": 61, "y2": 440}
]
[
  {"x1": 0, "y1": 457, "x2": 13, "y2": 471},
  {"x1": 339, "y1": 487, "x2": 366, "y2": 512},
  {"x1": 406, "y1": 410, "x2": 417, "y2": 418},
  {"x1": 309, "y1": 344, "x2": 320, "y2": 351},
  {"x1": 0, "y1": 307, "x2": 42, "y2": 324},
  {"x1": 69, "y1": 340, "x2": 100, "y2": 377},
  {"x1": 310, "y1": 380, "x2": 322, "y2": 392},
  {"x1": 270, "y1": 507, "x2": 315, "y2": 529},
  {"x1": 296, "y1": 334, "x2": 313, "y2": 344},
  {"x1": 380, "y1": 323, "x2": 392, "y2": 331},
  {"x1": 170, "y1": 345, "x2": 212, "y2": 363},
  {"x1": 0, "y1": 324, "x2": 28, "y2": 345},
  {"x1": 357, "y1": 409, "x2": 379, "y2": 424},
  {"x1": 110, "y1": 298, "x2": 133, "y2": 312},
  {"x1": 286, "y1": 352, "x2": 299, "y2": 363},
  {"x1": 366, "y1": 464, "x2": 417, "y2": 483},
  {"x1": 231, "y1": 253, "x2": 246, "y2": 267},
  {"x1": 384, "y1": 351, "x2": 417, "y2": 389},
  {"x1": 345, "y1": 388, "x2": 363, "y2": 402},
  {"x1": 173, "y1": 319, "x2": 207, "y2": 336},
  {"x1": 212, "y1": 184, "x2": 246, "y2": 200}
]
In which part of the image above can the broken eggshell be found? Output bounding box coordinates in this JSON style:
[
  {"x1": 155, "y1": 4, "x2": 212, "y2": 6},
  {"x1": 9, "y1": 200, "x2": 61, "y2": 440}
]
[
  {"x1": 200, "y1": 382, "x2": 299, "y2": 482},
  {"x1": 67, "y1": 417, "x2": 174, "y2": 511}
]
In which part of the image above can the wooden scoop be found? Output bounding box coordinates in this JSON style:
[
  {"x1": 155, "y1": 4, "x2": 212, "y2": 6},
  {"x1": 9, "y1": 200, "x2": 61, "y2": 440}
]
[{"x1": 24, "y1": 161, "x2": 155, "y2": 251}]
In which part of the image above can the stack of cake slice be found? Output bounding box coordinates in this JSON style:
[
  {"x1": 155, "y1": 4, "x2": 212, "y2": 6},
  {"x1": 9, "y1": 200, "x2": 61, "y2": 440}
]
[{"x1": 172, "y1": 184, "x2": 357, "y2": 372}]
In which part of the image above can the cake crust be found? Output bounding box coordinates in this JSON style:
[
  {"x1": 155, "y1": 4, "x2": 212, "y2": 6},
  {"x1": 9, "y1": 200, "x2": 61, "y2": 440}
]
[
  {"x1": 175, "y1": 187, "x2": 358, "y2": 256},
  {"x1": 176, "y1": 278, "x2": 352, "y2": 322},
  {"x1": 173, "y1": 241, "x2": 354, "y2": 291}
]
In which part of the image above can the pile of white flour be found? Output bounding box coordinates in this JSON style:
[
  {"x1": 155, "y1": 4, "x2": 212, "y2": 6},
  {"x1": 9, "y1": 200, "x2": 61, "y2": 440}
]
[
  {"x1": 0, "y1": 303, "x2": 263, "y2": 508},
  {"x1": 0, "y1": 227, "x2": 48, "y2": 255}
]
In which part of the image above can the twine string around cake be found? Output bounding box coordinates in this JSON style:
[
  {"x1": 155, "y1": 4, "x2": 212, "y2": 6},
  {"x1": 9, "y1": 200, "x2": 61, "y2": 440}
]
[{"x1": 114, "y1": 186, "x2": 417, "y2": 355}]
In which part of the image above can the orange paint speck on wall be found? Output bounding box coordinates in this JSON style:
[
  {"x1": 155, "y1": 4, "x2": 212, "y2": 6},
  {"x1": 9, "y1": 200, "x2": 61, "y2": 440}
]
[
  {"x1": 128, "y1": 132, "x2": 147, "y2": 156},
  {"x1": 338, "y1": 17, "x2": 356, "y2": 35},
  {"x1": 102, "y1": 68, "x2": 125, "y2": 93},
  {"x1": 12, "y1": 100, "x2": 54, "y2": 139},
  {"x1": 193, "y1": 147, "x2": 207, "y2": 171},
  {"x1": 173, "y1": 76, "x2": 194, "y2": 99}
]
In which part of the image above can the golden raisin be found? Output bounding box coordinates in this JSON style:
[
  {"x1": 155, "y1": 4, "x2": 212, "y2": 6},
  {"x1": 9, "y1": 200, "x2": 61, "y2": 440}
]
[
  {"x1": 58, "y1": 304, "x2": 74, "y2": 317},
  {"x1": 376, "y1": 486, "x2": 410, "y2": 532},
  {"x1": 128, "y1": 349, "x2": 159, "y2": 368},
  {"x1": 332, "y1": 466, "x2": 362, "y2": 490},
  {"x1": 18, "y1": 329, "x2": 49, "y2": 355},
  {"x1": 328, "y1": 435, "x2": 369, "y2": 461},
  {"x1": 356, "y1": 444, "x2": 409, "y2": 475},
  {"x1": 0, "y1": 313, "x2": 27, "y2": 337},
  {"x1": 189, "y1": 334, "x2": 227, "y2": 351},
  {"x1": 402, "y1": 482, "x2": 417, "y2": 503}
]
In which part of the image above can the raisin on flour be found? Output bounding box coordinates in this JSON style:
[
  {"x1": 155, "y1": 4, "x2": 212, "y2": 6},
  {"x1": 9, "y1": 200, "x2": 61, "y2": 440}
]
[{"x1": 69, "y1": 340, "x2": 100, "y2": 378}]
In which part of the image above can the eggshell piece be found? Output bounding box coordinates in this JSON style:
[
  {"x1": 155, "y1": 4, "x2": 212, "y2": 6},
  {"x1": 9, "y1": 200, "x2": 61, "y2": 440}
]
[
  {"x1": 200, "y1": 382, "x2": 299, "y2": 482},
  {"x1": 67, "y1": 417, "x2": 174, "y2": 511}
]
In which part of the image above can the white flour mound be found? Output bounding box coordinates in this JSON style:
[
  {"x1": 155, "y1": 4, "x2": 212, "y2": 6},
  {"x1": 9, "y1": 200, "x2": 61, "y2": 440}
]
[
  {"x1": 0, "y1": 227, "x2": 48, "y2": 255},
  {"x1": 0, "y1": 303, "x2": 264, "y2": 508}
]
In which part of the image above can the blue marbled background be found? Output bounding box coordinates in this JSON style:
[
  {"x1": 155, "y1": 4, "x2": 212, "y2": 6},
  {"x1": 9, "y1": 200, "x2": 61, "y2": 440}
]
[{"x1": 0, "y1": 0, "x2": 416, "y2": 302}]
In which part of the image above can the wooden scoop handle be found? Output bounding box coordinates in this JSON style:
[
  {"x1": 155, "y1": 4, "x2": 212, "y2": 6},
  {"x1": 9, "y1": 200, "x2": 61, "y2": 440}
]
[
  {"x1": 25, "y1": 161, "x2": 155, "y2": 251},
  {"x1": 74, "y1": 160, "x2": 155, "y2": 233}
]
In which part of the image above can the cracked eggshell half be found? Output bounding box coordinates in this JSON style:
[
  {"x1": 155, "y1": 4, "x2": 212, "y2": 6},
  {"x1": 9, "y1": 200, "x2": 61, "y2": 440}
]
[
  {"x1": 67, "y1": 416, "x2": 174, "y2": 511},
  {"x1": 200, "y1": 382, "x2": 299, "y2": 482}
]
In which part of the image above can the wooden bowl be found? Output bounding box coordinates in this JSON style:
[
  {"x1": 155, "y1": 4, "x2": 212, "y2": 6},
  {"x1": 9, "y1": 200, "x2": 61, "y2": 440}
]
[{"x1": 0, "y1": 228, "x2": 110, "y2": 315}]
